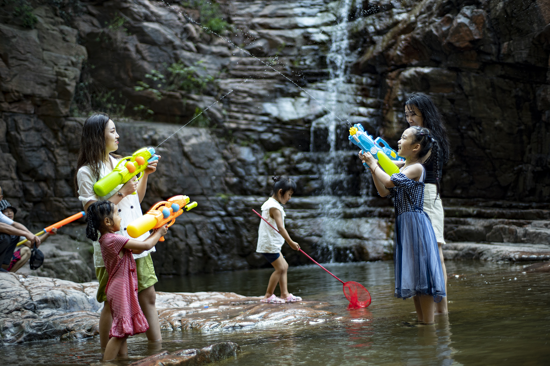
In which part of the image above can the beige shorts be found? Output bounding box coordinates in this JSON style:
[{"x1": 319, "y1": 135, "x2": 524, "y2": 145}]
[
  {"x1": 423, "y1": 183, "x2": 446, "y2": 244},
  {"x1": 95, "y1": 253, "x2": 158, "y2": 302}
]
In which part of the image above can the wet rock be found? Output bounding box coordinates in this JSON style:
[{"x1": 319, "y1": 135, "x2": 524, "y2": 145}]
[
  {"x1": 0, "y1": 273, "x2": 334, "y2": 344},
  {"x1": 442, "y1": 242, "x2": 550, "y2": 262},
  {"x1": 0, "y1": 273, "x2": 101, "y2": 344},
  {"x1": 129, "y1": 342, "x2": 240, "y2": 366},
  {"x1": 523, "y1": 261, "x2": 550, "y2": 273}
]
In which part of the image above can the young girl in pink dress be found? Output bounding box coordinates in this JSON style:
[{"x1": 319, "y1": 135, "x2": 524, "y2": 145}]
[{"x1": 86, "y1": 200, "x2": 168, "y2": 361}]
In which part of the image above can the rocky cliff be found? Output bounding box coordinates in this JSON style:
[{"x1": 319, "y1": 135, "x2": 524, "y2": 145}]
[{"x1": 0, "y1": 0, "x2": 549, "y2": 277}]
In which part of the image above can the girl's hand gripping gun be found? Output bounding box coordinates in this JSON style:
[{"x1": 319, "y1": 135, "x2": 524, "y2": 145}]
[
  {"x1": 93, "y1": 147, "x2": 159, "y2": 197},
  {"x1": 127, "y1": 195, "x2": 198, "y2": 241},
  {"x1": 349, "y1": 124, "x2": 400, "y2": 175}
]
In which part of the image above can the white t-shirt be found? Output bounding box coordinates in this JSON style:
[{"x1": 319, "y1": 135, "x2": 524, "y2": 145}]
[
  {"x1": 256, "y1": 197, "x2": 286, "y2": 253},
  {"x1": 0, "y1": 211, "x2": 14, "y2": 225},
  {"x1": 77, "y1": 155, "x2": 154, "y2": 268}
]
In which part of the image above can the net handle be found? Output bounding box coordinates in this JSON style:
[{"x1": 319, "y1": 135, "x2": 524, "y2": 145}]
[{"x1": 252, "y1": 209, "x2": 345, "y2": 285}]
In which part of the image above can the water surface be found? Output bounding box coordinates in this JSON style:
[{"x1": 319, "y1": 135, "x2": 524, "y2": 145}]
[{"x1": 2, "y1": 261, "x2": 549, "y2": 365}]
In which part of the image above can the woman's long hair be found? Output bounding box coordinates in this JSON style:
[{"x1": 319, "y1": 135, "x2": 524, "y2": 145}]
[
  {"x1": 74, "y1": 113, "x2": 118, "y2": 190},
  {"x1": 405, "y1": 93, "x2": 450, "y2": 164}
]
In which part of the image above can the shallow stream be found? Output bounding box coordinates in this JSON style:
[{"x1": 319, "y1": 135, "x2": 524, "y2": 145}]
[{"x1": 2, "y1": 261, "x2": 549, "y2": 365}]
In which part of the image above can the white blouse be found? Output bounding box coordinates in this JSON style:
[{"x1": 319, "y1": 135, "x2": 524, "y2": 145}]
[
  {"x1": 77, "y1": 155, "x2": 154, "y2": 268},
  {"x1": 256, "y1": 197, "x2": 286, "y2": 253}
]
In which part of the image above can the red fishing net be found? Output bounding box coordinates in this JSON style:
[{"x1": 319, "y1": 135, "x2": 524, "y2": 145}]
[{"x1": 343, "y1": 281, "x2": 372, "y2": 309}]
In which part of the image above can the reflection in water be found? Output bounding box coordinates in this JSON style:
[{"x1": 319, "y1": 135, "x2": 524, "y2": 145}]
[{"x1": 1, "y1": 261, "x2": 549, "y2": 365}]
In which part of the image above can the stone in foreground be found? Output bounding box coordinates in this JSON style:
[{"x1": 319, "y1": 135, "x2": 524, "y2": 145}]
[
  {"x1": 128, "y1": 342, "x2": 240, "y2": 366},
  {"x1": 0, "y1": 273, "x2": 334, "y2": 344}
]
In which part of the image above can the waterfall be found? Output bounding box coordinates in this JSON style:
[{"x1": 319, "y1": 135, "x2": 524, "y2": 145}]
[{"x1": 312, "y1": 0, "x2": 356, "y2": 262}]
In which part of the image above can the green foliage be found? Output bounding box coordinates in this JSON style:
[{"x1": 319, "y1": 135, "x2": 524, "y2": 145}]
[
  {"x1": 108, "y1": 16, "x2": 126, "y2": 31},
  {"x1": 263, "y1": 149, "x2": 282, "y2": 162},
  {"x1": 13, "y1": 4, "x2": 37, "y2": 29},
  {"x1": 239, "y1": 135, "x2": 255, "y2": 147},
  {"x1": 133, "y1": 104, "x2": 154, "y2": 117},
  {"x1": 91, "y1": 89, "x2": 126, "y2": 116},
  {"x1": 70, "y1": 62, "x2": 127, "y2": 118},
  {"x1": 192, "y1": 107, "x2": 211, "y2": 128},
  {"x1": 167, "y1": 61, "x2": 214, "y2": 92},
  {"x1": 44, "y1": 0, "x2": 84, "y2": 24},
  {"x1": 134, "y1": 81, "x2": 163, "y2": 101},
  {"x1": 215, "y1": 193, "x2": 234, "y2": 203},
  {"x1": 182, "y1": 0, "x2": 228, "y2": 33}
]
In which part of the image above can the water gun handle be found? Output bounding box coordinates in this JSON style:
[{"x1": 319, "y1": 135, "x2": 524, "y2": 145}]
[
  {"x1": 135, "y1": 155, "x2": 159, "y2": 181},
  {"x1": 130, "y1": 154, "x2": 159, "y2": 195},
  {"x1": 374, "y1": 137, "x2": 403, "y2": 161}
]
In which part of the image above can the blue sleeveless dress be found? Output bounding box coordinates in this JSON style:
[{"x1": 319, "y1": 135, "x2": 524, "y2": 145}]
[{"x1": 389, "y1": 165, "x2": 446, "y2": 302}]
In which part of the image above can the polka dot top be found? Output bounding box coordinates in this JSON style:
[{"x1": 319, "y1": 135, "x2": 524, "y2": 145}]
[{"x1": 388, "y1": 164, "x2": 426, "y2": 216}]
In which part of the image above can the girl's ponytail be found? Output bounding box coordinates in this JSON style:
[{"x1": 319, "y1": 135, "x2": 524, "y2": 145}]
[
  {"x1": 431, "y1": 139, "x2": 441, "y2": 199},
  {"x1": 86, "y1": 200, "x2": 115, "y2": 241},
  {"x1": 410, "y1": 126, "x2": 442, "y2": 200}
]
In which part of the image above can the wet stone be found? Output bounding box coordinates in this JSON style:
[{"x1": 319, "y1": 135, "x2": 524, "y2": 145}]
[{"x1": 0, "y1": 273, "x2": 334, "y2": 345}]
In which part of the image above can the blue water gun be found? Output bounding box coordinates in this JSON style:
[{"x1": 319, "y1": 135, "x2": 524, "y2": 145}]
[
  {"x1": 374, "y1": 137, "x2": 404, "y2": 162},
  {"x1": 349, "y1": 124, "x2": 400, "y2": 175}
]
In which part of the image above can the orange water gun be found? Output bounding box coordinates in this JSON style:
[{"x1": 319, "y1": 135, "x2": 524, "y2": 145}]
[
  {"x1": 17, "y1": 211, "x2": 86, "y2": 246},
  {"x1": 127, "y1": 195, "x2": 197, "y2": 241}
]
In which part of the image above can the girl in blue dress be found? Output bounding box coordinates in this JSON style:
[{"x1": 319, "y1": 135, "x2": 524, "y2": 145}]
[{"x1": 359, "y1": 126, "x2": 446, "y2": 325}]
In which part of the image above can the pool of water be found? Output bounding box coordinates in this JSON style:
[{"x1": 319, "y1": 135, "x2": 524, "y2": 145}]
[{"x1": 2, "y1": 260, "x2": 549, "y2": 365}]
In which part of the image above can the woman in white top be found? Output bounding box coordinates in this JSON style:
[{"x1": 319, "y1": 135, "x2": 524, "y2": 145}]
[
  {"x1": 75, "y1": 113, "x2": 162, "y2": 348},
  {"x1": 257, "y1": 176, "x2": 301, "y2": 304}
]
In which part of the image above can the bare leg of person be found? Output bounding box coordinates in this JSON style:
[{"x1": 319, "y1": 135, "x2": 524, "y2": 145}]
[
  {"x1": 138, "y1": 285, "x2": 161, "y2": 342},
  {"x1": 419, "y1": 295, "x2": 435, "y2": 324},
  {"x1": 264, "y1": 255, "x2": 288, "y2": 298},
  {"x1": 413, "y1": 296, "x2": 423, "y2": 322},
  {"x1": 118, "y1": 338, "x2": 128, "y2": 358},
  {"x1": 99, "y1": 301, "x2": 112, "y2": 349},
  {"x1": 103, "y1": 336, "x2": 126, "y2": 361},
  {"x1": 9, "y1": 247, "x2": 31, "y2": 273},
  {"x1": 276, "y1": 256, "x2": 290, "y2": 299},
  {"x1": 435, "y1": 243, "x2": 448, "y2": 314}
]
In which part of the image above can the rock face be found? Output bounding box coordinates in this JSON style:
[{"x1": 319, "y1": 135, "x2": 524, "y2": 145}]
[
  {"x1": 0, "y1": 273, "x2": 334, "y2": 345},
  {"x1": 0, "y1": 0, "x2": 549, "y2": 277}
]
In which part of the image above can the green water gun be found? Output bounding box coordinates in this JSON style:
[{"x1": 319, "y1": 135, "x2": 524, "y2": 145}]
[{"x1": 93, "y1": 147, "x2": 159, "y2": 197}]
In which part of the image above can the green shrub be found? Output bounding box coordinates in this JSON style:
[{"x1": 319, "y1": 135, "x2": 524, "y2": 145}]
[
  {"x1": 182, "y1": 0, "x2": 228, "y2": 33},
  {"x1": 193, "y1": 107, "x2": 211, "y2": 128},
  {"x1": 167, "y1": 61, "x2": 214, "y2": 93},
  {"x1": 13, "y1": 5, "x2": 37, "y2": 29},
  {"x1": 134, "y1": 81, "x2": 163, "y2": 101}
]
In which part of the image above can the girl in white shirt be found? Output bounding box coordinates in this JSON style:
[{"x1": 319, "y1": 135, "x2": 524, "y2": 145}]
[
  {"x1": 257, "y1": 176, "x2": 301, "y2": 304},
  {"x1": 75, "y1": 113, "x2": 162, "y2": 349}
]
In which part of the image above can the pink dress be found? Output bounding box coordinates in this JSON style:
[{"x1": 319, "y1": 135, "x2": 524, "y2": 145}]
[{"x1": 99, "y1": 233, "x2": 149, "y2": 338}]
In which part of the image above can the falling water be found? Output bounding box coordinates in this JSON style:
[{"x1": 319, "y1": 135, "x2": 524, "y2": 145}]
[{"x1": 314, "y1": 0, "x2": 356, "y2": 261}]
